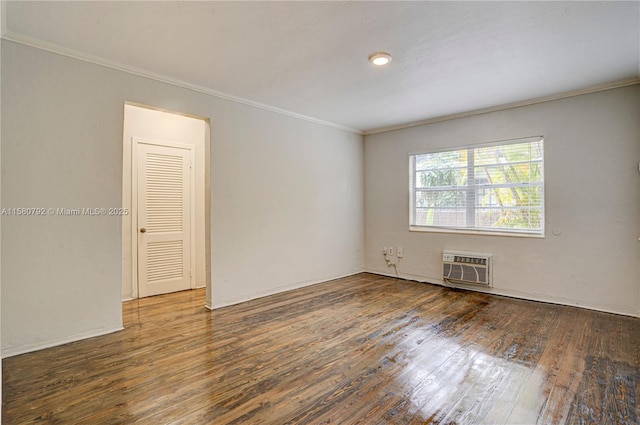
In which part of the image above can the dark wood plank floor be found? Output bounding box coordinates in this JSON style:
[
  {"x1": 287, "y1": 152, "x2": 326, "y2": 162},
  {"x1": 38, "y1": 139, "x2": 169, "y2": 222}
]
[{"x1": 3, "y1": 273, "x2": 640, "y2": 424}]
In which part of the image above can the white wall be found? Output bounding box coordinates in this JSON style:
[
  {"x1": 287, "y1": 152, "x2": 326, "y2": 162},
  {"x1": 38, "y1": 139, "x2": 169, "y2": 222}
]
[
  {"x1": 208, "y1": 93, "x2": 364, "y2": 308},
  {"x1": 365, "y1": 86, "x2": 640, "y2": 316},
  {"x1": 1, "y1": 41, "x2": 364, "y2": 357},
  {"x1": 1, "y1": 1, "x2": 4, "y2": 416},
  {"x1": 122, "y1": 104, "x2": 207, "y2": 300}
]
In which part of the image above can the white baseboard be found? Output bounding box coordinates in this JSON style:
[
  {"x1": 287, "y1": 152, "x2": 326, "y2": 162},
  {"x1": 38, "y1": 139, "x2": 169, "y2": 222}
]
[
  {"x1": 365, "y1": 267, "x2": 640, "y2": 318},
  {"x1": 2, "y1": 325, "x2": 124, "y2": 359},
  {"x1": 206, "y1": 270, "x2": 364, "y2": 310}
]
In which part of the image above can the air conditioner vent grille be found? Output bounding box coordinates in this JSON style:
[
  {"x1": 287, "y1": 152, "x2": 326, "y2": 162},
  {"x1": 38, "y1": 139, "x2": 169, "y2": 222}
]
[{"x1": 442, "y1": 250, "x2": 492, "y2": 287}]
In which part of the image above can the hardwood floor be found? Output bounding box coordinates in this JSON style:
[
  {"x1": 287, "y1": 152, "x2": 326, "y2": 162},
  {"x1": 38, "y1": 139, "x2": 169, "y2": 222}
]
[{"x1": 3, "y1": 273, "x2": 639, "y2": 424}]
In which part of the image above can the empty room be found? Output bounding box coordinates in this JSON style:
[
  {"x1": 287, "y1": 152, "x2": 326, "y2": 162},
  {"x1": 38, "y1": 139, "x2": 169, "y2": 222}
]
[{"x1": 1, "y1": 1, "x2": 639, "y2": 424}]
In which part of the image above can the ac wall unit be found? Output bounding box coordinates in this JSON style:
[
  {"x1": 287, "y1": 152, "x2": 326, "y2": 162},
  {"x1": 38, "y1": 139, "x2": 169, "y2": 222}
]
[{"x1": 442, "y1": 250, "x2": 492, "y2": 287}]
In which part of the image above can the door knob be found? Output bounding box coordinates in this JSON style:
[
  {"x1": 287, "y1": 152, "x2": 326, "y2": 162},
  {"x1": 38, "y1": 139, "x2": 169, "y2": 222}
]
[{"x1": 140, "y1": 228, "x2": 147, "y2": 233}]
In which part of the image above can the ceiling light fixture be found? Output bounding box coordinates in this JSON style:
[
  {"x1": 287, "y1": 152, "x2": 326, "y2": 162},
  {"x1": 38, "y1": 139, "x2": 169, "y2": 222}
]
[{"x1": 369, "y1": 52, "x2": 392, "y2": 66}]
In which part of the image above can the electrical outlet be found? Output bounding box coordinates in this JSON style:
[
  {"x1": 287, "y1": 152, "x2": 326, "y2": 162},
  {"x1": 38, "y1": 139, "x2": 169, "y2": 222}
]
[
  {"x1": 388, "y1": 247, "x2": 394, "y2": 256},
  {"x1": 397, "y1": 247, "x2": 404, "y2": 258}
]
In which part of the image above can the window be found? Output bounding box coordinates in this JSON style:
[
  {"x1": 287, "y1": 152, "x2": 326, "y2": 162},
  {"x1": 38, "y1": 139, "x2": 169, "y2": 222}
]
[{"x1": 410, "y1": 137, "x2": 544, "y2": 236}]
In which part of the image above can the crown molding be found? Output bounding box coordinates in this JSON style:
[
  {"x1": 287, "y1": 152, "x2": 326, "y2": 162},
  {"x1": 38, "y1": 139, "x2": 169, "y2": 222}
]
[
  {"x1": 3, "y1": 30, "x2": 637, "y2": 138},
  {"x1": 1, "y1": 31, "x2": 365, "y2": 136},
  {"x1": 364, "y1": 77, "x2": 640, "y2": 136}
]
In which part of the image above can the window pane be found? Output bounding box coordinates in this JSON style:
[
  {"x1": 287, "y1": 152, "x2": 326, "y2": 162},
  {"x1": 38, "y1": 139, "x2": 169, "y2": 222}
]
[
  {"x1": 416, "y1": 190, "x2": 466, "y2": 208},
  {"x1": 416, "y1": 169, "x2": 467, "y2": 188},
  {"x1": 475, "y1": 207, "x2": 543, "y2": 230},
  {"x1": 474, "y1": 140, "x2": 543, "y2": 166},
  {"x1": 475, "y1": 162, "x2": 539, "y2": 185},
  {"x1": 415, "y1": 150, "x2": 467, "y2": 171},
  {"x1": 415, "y1": 208, "x2": 467, "y2": 227},
  {"x1": 410, "y1": 138, "x2": 544, "y2": 235},
  {"x1": 476, "y1": 186, "x2": 543, "y2": 208}
]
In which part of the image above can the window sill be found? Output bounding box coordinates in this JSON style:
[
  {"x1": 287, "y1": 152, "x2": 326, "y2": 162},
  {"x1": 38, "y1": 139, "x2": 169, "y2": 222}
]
[{"x1": 409, "y1": 226, "x2": 545, "y2": 239}]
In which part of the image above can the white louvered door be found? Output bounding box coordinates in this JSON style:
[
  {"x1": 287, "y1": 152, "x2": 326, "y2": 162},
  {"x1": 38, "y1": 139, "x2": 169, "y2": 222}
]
[{"x1": 136, "y1": 141, "x2": 193, "y2": 298}]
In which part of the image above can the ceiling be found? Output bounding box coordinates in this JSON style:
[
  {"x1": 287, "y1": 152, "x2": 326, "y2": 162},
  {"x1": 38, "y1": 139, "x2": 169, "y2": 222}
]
[{"x1": 3, "y1": 1, "x2": 639, "y2": 133}]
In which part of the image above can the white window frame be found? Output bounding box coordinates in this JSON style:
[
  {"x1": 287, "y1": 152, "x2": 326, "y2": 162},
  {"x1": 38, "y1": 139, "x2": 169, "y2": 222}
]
[{"x1": 409, "y1": 136, "x2": 545, "y2": 238}]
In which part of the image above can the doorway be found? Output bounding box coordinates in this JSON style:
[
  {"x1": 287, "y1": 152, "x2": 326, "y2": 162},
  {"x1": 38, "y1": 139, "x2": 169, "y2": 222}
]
[{"x1": 122, "y1": 103, "x2": 210, "y2": 300}]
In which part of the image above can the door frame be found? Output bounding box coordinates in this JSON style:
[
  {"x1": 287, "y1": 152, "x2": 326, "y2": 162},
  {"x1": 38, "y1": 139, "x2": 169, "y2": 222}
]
[
  {"x1": 122, "y1": 102, "x2": 211, "y2": 303},
  {"x1": 131, "y1": 137, "x2": 196, "y2": 298}
]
